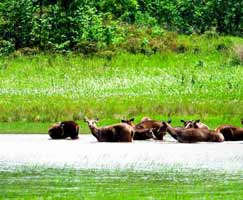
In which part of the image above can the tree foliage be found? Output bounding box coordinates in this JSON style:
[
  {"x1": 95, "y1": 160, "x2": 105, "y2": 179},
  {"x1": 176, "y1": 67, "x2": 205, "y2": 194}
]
[{"x1": 0, "y1": 0, "x2": 242, "y2": 54}]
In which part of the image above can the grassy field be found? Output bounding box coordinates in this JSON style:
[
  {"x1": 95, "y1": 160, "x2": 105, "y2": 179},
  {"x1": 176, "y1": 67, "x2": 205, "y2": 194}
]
[
  {"x1": 0, "y1": 34, "x2": 243, "y2": 133},
  {"x1": 0, "y1": 167, "x2": 242, "y2": 200}
]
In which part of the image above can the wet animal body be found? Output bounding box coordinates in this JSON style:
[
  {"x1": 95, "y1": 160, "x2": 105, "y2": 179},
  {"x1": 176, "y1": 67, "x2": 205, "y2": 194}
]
[
  {"x1": 215, "y1": 124, "x2": 243, "y2": 141},
  {"x1": 160, "y1": 121, "x2": 224, "y2": 143},
  {"x1": 134, "y1": 118, "x2": 169, "y2": 140},
  {"x1": 48, "y1": 121, "x2": 79, "y2": 139},
  {"x1": 121, "y1": 118, "x2": 155, "y2": 140},
  {"x1": 84, "y1": 118, "x2": 134, "y2": 142}
]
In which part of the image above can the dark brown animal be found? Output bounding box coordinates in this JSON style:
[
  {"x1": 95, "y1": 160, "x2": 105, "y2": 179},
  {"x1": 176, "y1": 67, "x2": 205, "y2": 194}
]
[
  {"x1": 160, "y1": 121, "x2": 224, "y2": 143},
  {"x1": 180, "y1": 119, "x2": 193, "y2": 128},
  {"x1": 215, "y1": 124, "x2": 243, "y2": 141},
  {"x1": 182, "y1": 119, "x2": 209, "y2": 129},
  {"x1": 121, "y1": 118, "x2": 155, "y2": 140},
  {"x1": 84, "y1": 117, "x2": 134, "y2": 142},
  {"x1": 134, "y1": 118, "x2": 170, "y2": 140},
  {"x1": 48, "y1": 121, "x2": 79, "y2": 139}
]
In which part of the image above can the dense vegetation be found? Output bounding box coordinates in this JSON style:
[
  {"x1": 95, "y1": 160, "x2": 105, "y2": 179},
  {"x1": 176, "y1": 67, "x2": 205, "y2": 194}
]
[
  {"x1": 0, "y1": 0, "x2": 242, "y2": 55},
  {"x1": 0, "y1": 0, "x2": 243, "y2": 133},
  {"x1": 0, "y1": 34, "x2": 243, "y2": 133}
]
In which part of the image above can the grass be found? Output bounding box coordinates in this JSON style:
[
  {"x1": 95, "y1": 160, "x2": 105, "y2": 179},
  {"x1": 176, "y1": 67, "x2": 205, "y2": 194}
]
[
  {"x1": 0, "y1": 167, "x2": 242, "y2": 200},
  {"x1": 0, "y1": 122, "x2": 49, "y2": 134},
  {"x1": 0, "y1": 34, "x2": 243, "y2": 133}
]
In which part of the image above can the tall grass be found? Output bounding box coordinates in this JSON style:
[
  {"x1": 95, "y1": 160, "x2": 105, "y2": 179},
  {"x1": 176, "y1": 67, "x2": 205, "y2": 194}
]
[{"x1": 0, "y1": 34, "x2": 243, "y2": 133}]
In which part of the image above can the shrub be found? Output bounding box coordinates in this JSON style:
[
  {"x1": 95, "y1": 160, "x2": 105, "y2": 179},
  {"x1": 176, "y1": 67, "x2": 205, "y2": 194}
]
[
  {"x1": 122, "y1": 37, "x2": 142, "y2": 54},
  {"x1": 17, "y1": 47, "x2": 40, "y2": 56},
  {"x1": 0, "y1": 0, "x2": 242, "y2": 55},
  {"x1": 149, "y1": 37, "x2": 165, "y2": 53},
  {"x1": 96, "y1": 50, "x2": 116, "y2": 60},
  {"x1": 0, "y1": 40, "x2": 15, "y2": 56},
  {"x1": 162, "y1": 32, "x2": 178, "y2": 51},
  {"x1": 203, "y1": 30, "x2": 219, "y2": 39},
  {"x1": 230, "y1": 45, "x2": 243, "y2": 66},
  {"x1": 74, "y1": 41, "x2": 99, "y2": 55},
  {"x1": 175, "y1": 43, "x2": 189, "y2": 53}
]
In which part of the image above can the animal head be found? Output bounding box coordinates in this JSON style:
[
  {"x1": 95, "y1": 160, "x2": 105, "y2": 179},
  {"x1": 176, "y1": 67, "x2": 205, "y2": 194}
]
[
  {"x1": 83, "y1": 117, "x2": 99, "y2": 127},
  {"x1": 159, "y1": 119, "x2": 172, "y2": 133},
  {"x1": 181, "y1": 119, "x2": 194, "y2": 128},
  {"x1": 48, "y1": 123, "x2": 64, "y2": 139},
  {"x1": 121, "y1": 118, "x2": 135, "y2": 126},
  {"x1": 184, "y1": 119, "x2": 209, "y2": 129}
]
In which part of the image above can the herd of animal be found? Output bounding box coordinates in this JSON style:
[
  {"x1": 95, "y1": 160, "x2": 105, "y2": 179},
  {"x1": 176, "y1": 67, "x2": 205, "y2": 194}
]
[{"x1": 48, "y1": 117, "x2": 243, "y2": 143}]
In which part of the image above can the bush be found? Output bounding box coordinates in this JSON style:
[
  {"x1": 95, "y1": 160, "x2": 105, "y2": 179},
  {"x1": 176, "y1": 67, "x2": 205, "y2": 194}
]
[
  {"x1": 96, "y1": 50, "x2": 116, "y2": 60},
  {"x1": 0, "y1": 40, "x2": 15, "y2": 56},
  {"x1": 230, "y1": 45, "x2": 243, "y2": 66},
  {"x1": 75, "y1": 41, "x2": 99, "y2": 55},
  {"x1": 17, "y1": 47, "x2": 40, "y2": 56},
  {"x1": 122, "y1": 37, "x2": 142, "y2": 54},
  {"x1": 0, "y1": 0, "x2": 242, "y2": 55}
]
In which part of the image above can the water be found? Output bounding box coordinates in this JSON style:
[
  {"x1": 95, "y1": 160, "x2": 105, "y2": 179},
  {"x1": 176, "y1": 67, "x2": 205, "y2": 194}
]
[{"x1": 0, "y1": 134, "x2": 242, "y2": 172}]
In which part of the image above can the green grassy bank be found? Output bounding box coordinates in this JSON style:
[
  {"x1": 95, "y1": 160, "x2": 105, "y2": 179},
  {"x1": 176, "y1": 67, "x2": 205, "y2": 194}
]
[
  {"x1": 0, "y1": 34, "x2": 243, "y2": 133},
  {"x1": 0, "y1": 167, "x2": 242, "y2": 200}
]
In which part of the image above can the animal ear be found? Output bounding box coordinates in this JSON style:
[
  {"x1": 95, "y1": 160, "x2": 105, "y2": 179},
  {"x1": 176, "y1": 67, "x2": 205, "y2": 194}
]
[
  {"x1": 121, "y1": 120, "x2": 126, "y2": 123},
  {"x1": 83, "y1": 117, "x2": 88, "y2": 122},
  {"x1": 180, "y1": 119, "x2": 185, "y2": 123},
  {"x1": 130, "y1": 118, "x2": 134, "y2": 122},
  {"x1": 167, "y1": 119, "x2": 172, "y2": 124},
  {"x1": 96, "y1": 118, "x2": 99, "y2": 121},
  {"x1": 195, "y1": 119, "x2": 200, "y2": 123}
]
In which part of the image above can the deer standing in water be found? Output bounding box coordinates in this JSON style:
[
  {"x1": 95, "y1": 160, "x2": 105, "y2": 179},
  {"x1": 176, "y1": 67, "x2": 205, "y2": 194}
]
[
  {"x1": 84, "y1": 117, "x2": 134, "y2": 142},
  {"x1": 121, "y1": 118, "x2": 156, "y2": 140},
  {"x1": 215, "y1": 119, "x2": 243, "y2": 141},
  {"x1": 159, "y1": 121, "x2": 224, "y2": 143}
]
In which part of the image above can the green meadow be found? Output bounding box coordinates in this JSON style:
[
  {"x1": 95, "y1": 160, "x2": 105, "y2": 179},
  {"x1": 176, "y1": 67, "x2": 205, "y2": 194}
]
[
  {"x1": 0, "y1": 34, "x2": 243, "y2": 133},
  {"x1": 1, "y1": 2, "x2": 243, "y2": 199},
  {"x1": 1, "y1": 34, "x2": 243, "y2": 200},
  {"x1": 0, "y1": 167, "x2": 242, "y2": 200}
]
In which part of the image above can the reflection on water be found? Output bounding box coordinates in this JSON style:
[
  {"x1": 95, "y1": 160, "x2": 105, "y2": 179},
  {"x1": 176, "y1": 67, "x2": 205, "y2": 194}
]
[{"x1": 0, "y1": 167, "x2": 243, "y2": 199}]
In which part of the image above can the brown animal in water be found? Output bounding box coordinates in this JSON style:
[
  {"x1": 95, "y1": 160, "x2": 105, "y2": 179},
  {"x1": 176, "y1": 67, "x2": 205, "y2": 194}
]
[
  {"x1": 121, "y1": 118, "x2": 155, "y2": 140},
  {"x1": 48, "y1": 121, "x2": 79, "y2": 139},
  {"x1": 140, "y1": 117, "x2": 152, "y2": 123},
  {"x1": 215, "y1": 123, "x2": 243, "y2": 141},
  {"x1": 84, "y1": 117, "x2": 134, "y2": 142},
  {"x1": 182, "y1": 119, "x2": 209, "y2": 129},
  {"x1": 134, "y1": 118, "x2": 170, "y2": 140},
  {"x1": 180, "y1": 119, "x2": 193, "y2": 128},
  {"x1": 159, "y1": 121, "x2": 224, "y2": 143}
]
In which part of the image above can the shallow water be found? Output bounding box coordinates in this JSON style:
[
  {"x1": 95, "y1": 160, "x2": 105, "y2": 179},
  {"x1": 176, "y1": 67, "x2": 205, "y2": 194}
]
[
  {"x1": 0, "y1": 134, "x2": 242, "y2": 172},
  {"x1": 1, "y1": 167, "x2": 242, "y2": 200}
]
